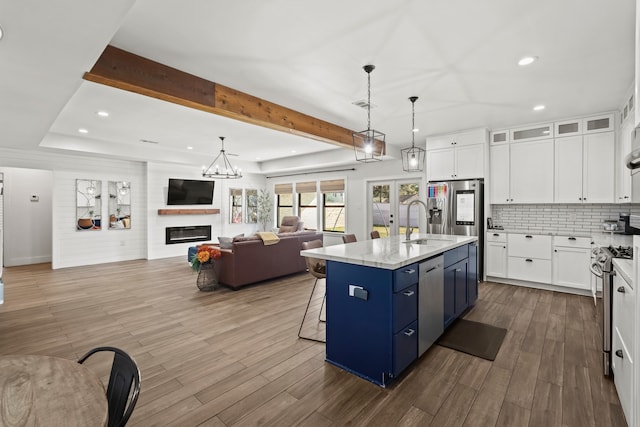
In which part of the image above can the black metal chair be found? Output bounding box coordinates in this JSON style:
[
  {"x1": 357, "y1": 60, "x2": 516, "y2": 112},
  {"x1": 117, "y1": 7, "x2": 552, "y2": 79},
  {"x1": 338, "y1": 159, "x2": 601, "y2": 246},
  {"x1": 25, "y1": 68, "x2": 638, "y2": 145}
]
[{"x1": 78, "y1": 346, "x2": 141, "y2": 427}]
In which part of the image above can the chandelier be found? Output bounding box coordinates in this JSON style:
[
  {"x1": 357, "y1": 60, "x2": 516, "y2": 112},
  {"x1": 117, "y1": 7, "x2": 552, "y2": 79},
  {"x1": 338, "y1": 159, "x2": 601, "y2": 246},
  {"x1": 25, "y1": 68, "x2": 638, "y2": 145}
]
[
  {"x1": 401, "y1": 96, "x2": 426, "y2": 172},
  {"x1": 202, "y1": 136, "x2": 242, "y2": 179},
  {"x1": 352, "y1": 65, "x2": 385, "y2": 162}
]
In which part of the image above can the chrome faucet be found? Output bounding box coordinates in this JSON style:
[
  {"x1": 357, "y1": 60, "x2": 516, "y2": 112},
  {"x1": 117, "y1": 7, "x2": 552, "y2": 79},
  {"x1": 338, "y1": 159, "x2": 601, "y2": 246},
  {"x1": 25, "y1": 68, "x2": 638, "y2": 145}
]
[{"x1": 405, "y1": 200, "x2": 428, "y2": 240}]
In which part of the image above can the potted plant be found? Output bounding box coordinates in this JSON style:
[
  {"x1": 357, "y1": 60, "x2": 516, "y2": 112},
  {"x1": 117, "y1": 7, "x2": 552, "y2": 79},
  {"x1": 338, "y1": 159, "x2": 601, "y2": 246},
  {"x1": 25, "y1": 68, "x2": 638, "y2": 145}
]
[{"x1": 256, "y1": 189, "x2": 273, "y2": 232}]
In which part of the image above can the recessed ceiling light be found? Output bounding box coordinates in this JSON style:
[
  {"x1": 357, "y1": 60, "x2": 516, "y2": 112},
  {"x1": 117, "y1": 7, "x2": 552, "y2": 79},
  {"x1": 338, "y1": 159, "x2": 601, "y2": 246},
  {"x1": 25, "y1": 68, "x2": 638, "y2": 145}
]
[
  {"x1": 533, "y1": 105, "x2": 545, "y2": 111},
  {"x1": 255, "y1": 157, "x2": 261, "y2": 160},
  {"x1": 291, "y1": 150, "x2": 297, "y2": 154},
  {"x1": 96, "y1": 111, "x2": 109, "y2": 117},
  {"x1": 518, "y1": 56, "x2": 537, "y2": 66},
  {"x1": 412, "y1": 128, "x2": 419, "y2": 133},
  {"x1": 187, "y1": 146, "x2": 193, "y2": 150},
  {"x1": 78, "y1": 128, "x2": 89, "y2": 134}
]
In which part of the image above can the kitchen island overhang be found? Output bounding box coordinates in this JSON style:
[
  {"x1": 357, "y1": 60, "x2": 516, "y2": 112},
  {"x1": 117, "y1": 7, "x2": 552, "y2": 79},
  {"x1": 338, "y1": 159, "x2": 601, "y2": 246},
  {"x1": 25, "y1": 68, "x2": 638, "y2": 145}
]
[{"x1": 301, "y1": 234, "x2": 479, "y2": 387}]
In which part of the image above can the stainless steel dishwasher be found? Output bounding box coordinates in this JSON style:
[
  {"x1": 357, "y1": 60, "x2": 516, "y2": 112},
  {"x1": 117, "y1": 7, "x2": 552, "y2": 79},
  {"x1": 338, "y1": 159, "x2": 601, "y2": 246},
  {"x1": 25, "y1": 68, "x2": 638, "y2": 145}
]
[{"x1": 419, "y1": 255, "x2": 444, "y2": 356}]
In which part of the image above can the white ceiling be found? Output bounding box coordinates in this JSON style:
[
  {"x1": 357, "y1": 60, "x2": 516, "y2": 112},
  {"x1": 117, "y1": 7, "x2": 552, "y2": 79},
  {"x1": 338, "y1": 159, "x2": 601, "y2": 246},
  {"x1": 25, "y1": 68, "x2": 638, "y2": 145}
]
[{"x1": 2, "y1": 0, "x2": 636, "y2": 173}]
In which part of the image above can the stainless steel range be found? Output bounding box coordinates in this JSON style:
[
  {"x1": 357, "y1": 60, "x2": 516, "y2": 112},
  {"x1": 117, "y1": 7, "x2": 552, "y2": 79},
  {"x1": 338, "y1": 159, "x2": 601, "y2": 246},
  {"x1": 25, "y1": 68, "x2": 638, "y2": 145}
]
[{"x1": 590, "y1": 245, "x2": 634, "y2": 376}]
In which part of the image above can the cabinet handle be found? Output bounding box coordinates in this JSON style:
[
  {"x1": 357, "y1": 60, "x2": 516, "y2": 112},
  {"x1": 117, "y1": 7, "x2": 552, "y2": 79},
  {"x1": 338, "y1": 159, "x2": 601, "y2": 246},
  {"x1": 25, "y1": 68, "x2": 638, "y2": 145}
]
[
  {"x1": 503, "y1": 246, "x2": 506, "y2": 249},
  {"x1": 404, "y1": 329, "x2": 416, "y2": 337},
  {"x1": 554, "y1": 249, "x2": 558, "y2": 252},
  {"x1": 525, "y1": 235, "x2": 533, "y2": 239},
  {"x1": 624, "y1": 196, "x2": 629, "y2": 199},
  {"x1": 403, "y1": 290, "x2": 415, "y2": 297},
  {"x1": 525, "y1": 259, "x2": 533, "y2": 262},
  {"x1": 506, "y1": 199, "x2": 509, "y2": 202},
  {"x1": 493, "y1": 233, "x2": 500, "y2": 237},
  {"x1": 424, "y1": 266, "x2": 438, "y2": 273},
  {"x1": 615, "y1": 349, "x2": 624, "y2": 359},
  {"x1": 583, "y1": 198, "x2": 586, "y2": 201},
  {"x1": 568, "y1": 237, "x2": 576, "y2": 240},
  {"x1": 403, "y1": 269, "x2": 416, "y2": 275},
  {"x1": 455, "y1": 268, "x2": 462, "y2": 272},
  {"x1": 579, "y1": 197, "x2": 582, "y2": 201},
  {"x1": 617, "y1": 286, "x2": 626, "y2": 293}
]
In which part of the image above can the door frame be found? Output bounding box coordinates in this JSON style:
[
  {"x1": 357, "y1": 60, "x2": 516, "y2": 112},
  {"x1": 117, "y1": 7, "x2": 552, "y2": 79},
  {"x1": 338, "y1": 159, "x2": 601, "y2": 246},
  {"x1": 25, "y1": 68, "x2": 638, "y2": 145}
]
[{"x1": 367, "y1": 178, "x2": 425, "y2": 237}]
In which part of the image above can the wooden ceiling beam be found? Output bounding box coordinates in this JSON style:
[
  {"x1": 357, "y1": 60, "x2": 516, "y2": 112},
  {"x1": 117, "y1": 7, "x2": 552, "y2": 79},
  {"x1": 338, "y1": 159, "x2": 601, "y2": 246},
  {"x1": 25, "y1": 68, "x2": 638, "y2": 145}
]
[{"x1": 84, "y1": 45, "x2": 383, "y2": 153}]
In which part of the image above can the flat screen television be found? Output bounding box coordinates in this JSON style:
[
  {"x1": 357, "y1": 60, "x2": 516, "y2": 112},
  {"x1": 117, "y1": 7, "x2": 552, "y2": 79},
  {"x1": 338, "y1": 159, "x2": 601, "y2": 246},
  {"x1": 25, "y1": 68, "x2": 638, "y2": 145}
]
[{"x1": 167, "y1": 178, "x2": 215, "y2": 205}]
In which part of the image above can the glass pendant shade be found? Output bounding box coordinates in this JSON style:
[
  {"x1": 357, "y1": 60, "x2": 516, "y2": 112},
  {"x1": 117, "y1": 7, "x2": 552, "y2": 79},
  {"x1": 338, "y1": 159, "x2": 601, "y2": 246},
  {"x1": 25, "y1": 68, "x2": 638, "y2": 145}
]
[
  {"x1": 353, "y1": 65, "x2": 385, "y2": 162},
  {"x1": 401, "y1": 96, "x2": 426, "y2": 172}
]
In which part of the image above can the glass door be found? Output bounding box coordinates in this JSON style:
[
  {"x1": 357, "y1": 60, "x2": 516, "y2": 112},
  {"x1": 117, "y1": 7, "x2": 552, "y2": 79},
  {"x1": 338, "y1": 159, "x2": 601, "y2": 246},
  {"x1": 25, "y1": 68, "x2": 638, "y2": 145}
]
[
  {"x1": 370, "y1": 182, "x2": 392, "y2": 237},
  {"x1": 369, "y1": 180, "x2": 422, "y2": 237}
]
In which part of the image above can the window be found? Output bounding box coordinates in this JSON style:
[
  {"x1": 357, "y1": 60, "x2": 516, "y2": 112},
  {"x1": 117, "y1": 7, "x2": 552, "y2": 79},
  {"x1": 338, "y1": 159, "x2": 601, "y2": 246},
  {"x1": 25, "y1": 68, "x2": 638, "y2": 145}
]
[
  {"x1": 321, "y1": 179, "x2": 345, "y2": 232},
  {"x1": 297, "y1": 181, "x2": 317, "y2": 230},
  {"x1": 230, "y1": 188, "x2": 243, "y2": 223},
  {"x1": 246, "y1": 189, "x2": 258, "y2": 224},
  {"x1": 274, "y1": 183, "x2": 293, "y2": 225}
]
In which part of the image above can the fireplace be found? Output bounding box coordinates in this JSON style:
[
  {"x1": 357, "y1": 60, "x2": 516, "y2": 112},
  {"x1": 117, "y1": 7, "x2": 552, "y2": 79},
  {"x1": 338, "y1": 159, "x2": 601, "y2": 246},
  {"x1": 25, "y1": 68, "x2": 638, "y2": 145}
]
[{"x1": 165, "y1": 225, "x2": 212, "y2": 245}]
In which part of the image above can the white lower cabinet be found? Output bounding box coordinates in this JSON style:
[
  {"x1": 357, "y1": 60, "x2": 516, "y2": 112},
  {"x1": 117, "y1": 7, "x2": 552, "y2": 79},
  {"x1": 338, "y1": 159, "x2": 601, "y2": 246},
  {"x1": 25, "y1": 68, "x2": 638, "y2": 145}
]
[
  {"x1": 612, "y1": 270, "x2": 635, "y2": 426},
  {"x1": 486, "y1": 232, "x2": 507, "y2": 277},
  {"x1": 552, "y1": 236, "x2": 592, "y2": 290},
  {"x1": 507, "y1": 234, "x2": 552, "y2": 283}
]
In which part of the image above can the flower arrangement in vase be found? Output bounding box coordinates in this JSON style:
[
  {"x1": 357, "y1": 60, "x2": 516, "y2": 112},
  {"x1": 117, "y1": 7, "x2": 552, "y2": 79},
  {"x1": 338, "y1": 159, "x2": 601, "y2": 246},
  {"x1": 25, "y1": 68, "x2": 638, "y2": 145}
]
[
  {"x1": 190, "y1": 245, "x2": 222, "y2": 291},
  {"x1": 190, "y1": 245, "x2": 222, "y2": 271}
]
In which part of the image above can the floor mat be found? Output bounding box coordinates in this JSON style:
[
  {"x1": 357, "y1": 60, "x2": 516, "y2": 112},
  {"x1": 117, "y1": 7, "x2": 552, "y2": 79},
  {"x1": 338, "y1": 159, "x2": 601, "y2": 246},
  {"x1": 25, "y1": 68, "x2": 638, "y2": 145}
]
[{"x1": 436, "y1": 318, "x2": 507, "y2": 361}]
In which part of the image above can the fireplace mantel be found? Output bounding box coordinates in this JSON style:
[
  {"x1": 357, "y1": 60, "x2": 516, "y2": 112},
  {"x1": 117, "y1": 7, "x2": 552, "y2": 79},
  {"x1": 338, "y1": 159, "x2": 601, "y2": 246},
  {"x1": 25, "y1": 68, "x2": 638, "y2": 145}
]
[{"x1": 157, "y1": 209, "x2": 220, "y2": 215}]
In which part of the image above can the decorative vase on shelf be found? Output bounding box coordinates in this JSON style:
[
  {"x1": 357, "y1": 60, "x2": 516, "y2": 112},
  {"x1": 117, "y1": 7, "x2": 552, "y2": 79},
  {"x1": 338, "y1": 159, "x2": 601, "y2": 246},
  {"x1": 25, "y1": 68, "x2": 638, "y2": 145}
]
[{"x1": 196, "y1": 262, "x2": 218, "y2": 291}]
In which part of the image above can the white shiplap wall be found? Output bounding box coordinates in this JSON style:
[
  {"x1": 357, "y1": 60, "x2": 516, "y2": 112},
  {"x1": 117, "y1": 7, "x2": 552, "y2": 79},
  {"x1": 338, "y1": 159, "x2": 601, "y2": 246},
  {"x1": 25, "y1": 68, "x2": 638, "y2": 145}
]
[
  {"x1": 0, "y1": 147, "x2": 147, "y2": 269},
  {"x1": 146, "y1": 162, "x2": 266, "y2": 260}
]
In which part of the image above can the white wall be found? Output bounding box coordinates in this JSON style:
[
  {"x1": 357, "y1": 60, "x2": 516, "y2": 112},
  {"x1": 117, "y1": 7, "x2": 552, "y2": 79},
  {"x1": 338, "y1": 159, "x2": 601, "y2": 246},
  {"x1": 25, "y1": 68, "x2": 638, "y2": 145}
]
[
  {"x1": 0, "y1": 167, "x2": 53, "y2": 266},
  {"x1": 146, "y1": 162, "x2": 266, "y2": 260},
  {"x1": 0, "y1": 147, "x2": 147, "y2": 269}
]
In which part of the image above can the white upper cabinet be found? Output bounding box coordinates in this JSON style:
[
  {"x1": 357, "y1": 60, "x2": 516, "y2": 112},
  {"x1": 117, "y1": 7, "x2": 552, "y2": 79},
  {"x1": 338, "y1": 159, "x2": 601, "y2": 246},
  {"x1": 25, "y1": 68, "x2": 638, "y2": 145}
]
[
  {"x1": 426, "y1": 144, "x2": 484, "y2": 181},
  {"x1": 510, "y1": 139, "x2": 554, "y2": 203},
  {"x1": 554, "y1": 135, "x2": 584, "y2": 203},
  {"x1": 426, "y1": 128, "x2": 487, "y2": 181},
  {"x1": 582, "y1": 113, "x2": 614, "y2": 134},
  {"x1": 554, "y1": 119, "x2": 582, "y2": 138},
  {"x1": 583, "y1": 132, "x2": 615, "y2": 203},
  {"x1": 510, "y1": 123, "x2": 553, "y2": 142},
  {"x1": 426, "y1": 128, "x2": 487, "y2": 150},
  {"x1": 554, "y1": 132, "x2": 614, "y2": 203},
  {"x1": 490, "y1": 144, "x2": 511, "y2": 203},
  {"x1": 490, "y1": 129, "x2": 510, "y2": 145}
]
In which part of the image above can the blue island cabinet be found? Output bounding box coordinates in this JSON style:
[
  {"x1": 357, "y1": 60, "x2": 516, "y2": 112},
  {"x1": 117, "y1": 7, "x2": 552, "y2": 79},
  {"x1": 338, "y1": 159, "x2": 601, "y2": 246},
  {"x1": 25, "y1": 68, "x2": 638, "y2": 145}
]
[
  {"x1": 324, "y1": 242, "x2": 478, "y2": 387},
  {"x1": 325, "y1": 261, "x2": 419, "y2": 387}
]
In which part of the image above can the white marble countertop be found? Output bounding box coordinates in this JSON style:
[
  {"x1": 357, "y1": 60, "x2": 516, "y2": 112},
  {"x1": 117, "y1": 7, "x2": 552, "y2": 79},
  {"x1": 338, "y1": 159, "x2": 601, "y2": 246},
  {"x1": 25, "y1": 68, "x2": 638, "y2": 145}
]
[
  {"x1": 301, "y1": 234, "x2": 478, "y2": 270},
  {"x1": 613, "y1": 258, "x2": 633, "y2": 288}
]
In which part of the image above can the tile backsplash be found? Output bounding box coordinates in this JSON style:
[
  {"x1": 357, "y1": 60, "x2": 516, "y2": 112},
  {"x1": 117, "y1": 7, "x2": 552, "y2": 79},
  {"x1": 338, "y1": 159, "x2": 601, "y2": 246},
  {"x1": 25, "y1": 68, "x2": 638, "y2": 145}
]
[{"x1": 490, "y1": 204, "x2": 640, "y2": 234}]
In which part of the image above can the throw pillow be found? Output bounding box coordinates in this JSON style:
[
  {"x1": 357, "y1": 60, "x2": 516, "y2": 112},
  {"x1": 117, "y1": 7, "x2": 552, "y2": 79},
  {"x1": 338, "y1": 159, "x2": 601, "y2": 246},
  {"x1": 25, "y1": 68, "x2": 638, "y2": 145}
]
[
  {"x1": 218, "y1": 236, "x2": 233, "y2": 249},
  {"x1": 279, "y1": 225, "x2": 296, "y2": 233}
]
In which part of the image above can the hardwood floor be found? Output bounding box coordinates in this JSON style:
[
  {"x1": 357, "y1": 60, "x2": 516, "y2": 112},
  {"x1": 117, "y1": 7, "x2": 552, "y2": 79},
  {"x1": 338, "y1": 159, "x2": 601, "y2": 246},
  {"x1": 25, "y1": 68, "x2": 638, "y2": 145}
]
[{"x1": 0, "y1": 258, "x2": 627, "y2": 426}]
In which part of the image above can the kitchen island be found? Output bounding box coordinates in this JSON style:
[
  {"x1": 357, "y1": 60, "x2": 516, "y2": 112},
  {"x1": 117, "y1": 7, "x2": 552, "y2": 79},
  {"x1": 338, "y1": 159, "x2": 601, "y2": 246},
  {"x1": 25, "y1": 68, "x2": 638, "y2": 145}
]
[{"x1": 301, "y1": 234, "x2": 478, "y2": 387}]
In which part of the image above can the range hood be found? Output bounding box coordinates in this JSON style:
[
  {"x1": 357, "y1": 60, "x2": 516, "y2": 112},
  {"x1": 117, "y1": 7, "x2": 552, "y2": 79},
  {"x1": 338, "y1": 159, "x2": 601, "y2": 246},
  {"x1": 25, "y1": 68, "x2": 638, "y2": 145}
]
[{"x1": 626, "y1": 148, "x2": 640, "y2": 169}]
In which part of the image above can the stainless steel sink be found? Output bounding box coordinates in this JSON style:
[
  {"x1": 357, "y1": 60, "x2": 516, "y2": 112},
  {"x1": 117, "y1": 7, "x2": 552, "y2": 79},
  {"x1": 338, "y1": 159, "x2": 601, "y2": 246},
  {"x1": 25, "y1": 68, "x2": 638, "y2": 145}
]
[
  {"x1": 404, "y1": 239, "x2": 436, "y2": 245},
  {"x1": 404, "y1": 237, "x2": 453, "y2": 245}
]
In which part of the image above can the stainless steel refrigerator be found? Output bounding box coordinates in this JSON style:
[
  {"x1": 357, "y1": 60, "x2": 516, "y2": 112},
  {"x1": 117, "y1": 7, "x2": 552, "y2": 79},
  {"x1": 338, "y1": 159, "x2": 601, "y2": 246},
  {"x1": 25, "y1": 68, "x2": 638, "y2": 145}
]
[{"x1": 426, "y1": 179, "x2": 484, "y2": 279}]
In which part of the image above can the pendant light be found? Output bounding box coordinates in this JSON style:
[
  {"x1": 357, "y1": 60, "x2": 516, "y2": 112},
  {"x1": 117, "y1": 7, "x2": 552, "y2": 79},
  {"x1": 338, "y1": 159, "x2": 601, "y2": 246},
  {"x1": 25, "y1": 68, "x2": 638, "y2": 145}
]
[
  {"x1": 401, "y1": 96, "x2": 425, "y2": 172},
  {"x1": 202, "y1": 136, "x2": 242, "y2": 179},
  {"x1": 352, "y1": 65, "x2": 385, "y2": 162}
]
